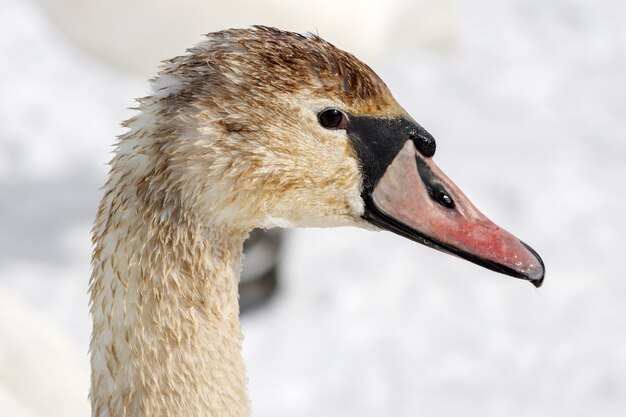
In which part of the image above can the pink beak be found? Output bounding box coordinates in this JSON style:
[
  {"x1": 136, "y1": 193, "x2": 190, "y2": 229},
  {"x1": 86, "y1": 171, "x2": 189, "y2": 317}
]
[{"x1": 364, "y1": 140, "x2": 545, "y2": 287}]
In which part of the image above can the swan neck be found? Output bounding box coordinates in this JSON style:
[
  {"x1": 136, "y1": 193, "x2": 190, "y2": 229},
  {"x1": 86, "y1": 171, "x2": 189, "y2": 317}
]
[{"x1": 90, "y1": 194, "x2": 250, "y2": 417}]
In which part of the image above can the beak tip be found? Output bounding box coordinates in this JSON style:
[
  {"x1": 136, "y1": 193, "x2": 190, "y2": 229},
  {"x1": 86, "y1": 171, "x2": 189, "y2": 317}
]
[
  {"x1": 521, "y1": 241, "x2": 545, "y2": 288},
  {"x1": 530, "y1": 274, "x2": 544, "y2": 288}
]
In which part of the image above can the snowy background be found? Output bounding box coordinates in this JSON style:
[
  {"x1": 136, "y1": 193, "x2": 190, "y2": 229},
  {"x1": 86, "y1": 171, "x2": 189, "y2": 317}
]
[{"x1": 1, "y1": 0, "x2": 625, "y2": 416}]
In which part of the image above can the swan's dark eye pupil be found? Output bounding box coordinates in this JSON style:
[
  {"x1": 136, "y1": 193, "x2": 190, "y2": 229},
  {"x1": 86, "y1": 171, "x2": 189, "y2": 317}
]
[
  {"x1": 319, "y1": 109, "x2": 344, "y2": 129},
  {"x1": 437, "y1": 191, "x2": 455, "y2": 209}
]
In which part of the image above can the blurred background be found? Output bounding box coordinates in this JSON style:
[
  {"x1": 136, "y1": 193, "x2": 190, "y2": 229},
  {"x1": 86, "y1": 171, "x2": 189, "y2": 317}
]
[{"x1": 1, "y1": 0, "x2": 625, "y2": 416}]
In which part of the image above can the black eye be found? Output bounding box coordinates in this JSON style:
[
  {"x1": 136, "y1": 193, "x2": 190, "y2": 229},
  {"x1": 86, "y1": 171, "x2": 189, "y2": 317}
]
[{"x1": 318, "y1": 109, "x2": 347, "y2": 129}]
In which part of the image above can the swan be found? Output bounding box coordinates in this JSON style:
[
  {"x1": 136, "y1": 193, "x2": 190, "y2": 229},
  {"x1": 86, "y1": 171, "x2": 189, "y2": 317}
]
[
  {"x1": 0, "y1": 287, "x2": 90, "y2": 417},
  {"x1": 90, "y1": 26, "x2": 545, "y2": 417},
  {"x1": 36, "y1": 0, "x2": 456, "y2": 77}
]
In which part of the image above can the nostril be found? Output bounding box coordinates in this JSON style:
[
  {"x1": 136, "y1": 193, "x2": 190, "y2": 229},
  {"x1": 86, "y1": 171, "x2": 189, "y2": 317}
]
[
  {"x1": 415, "y1": 156, "x2": 455, "y2": 209},
  {"x1": 435, "y1": 190, "x2": 455, "y2": 209}
]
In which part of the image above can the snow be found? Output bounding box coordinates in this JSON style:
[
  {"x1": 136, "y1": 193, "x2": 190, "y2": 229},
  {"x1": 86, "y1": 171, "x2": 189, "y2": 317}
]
[{"x1": 1, "y1": 0, "x2": 625, "y2": 416}]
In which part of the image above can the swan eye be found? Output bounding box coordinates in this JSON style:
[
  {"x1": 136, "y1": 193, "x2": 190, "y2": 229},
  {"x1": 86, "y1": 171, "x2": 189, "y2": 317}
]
[{"x1": 318, "y1": 109, "x2": 347, "y2": 129}]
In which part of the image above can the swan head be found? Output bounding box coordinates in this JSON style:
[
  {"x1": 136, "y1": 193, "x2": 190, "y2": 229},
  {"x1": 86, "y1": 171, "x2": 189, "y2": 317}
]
[{"x1": 131, "y1": 26, "x2": 544, "y2": 286}]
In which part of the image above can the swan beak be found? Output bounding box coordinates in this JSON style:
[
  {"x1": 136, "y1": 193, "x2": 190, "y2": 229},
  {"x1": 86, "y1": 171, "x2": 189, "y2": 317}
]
[{"x1": 363, "y1": 140, "x2": 545, "y2": 287}]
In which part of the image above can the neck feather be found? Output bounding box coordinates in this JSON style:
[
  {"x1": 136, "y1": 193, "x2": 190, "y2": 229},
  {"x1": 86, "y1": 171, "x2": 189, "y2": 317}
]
[{"x1": 90, "y1": 166, "x2": 250, "y2": 417}]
